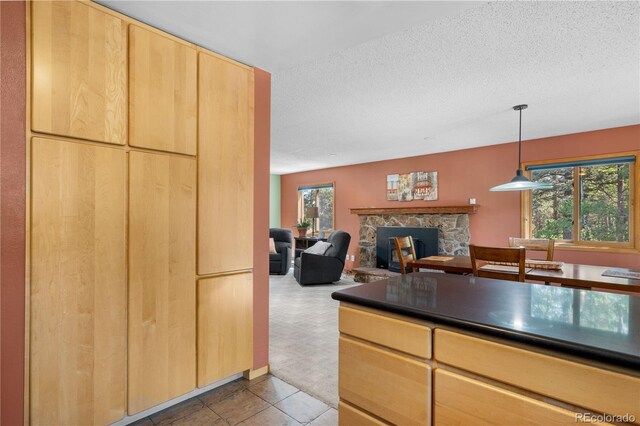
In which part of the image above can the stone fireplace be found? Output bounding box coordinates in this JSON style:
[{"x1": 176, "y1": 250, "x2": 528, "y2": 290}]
[{"x1": 352, "y1": 206, "x2": 477, "y2": 268}]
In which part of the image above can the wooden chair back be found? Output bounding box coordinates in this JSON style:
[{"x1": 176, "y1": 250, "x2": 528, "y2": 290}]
[
  {"x1": 469, "y1": 245, "x2": 526, "y2": 282},
  {"x1": 508, "y1": 237, "x2": 555, "y2": 261},
  {"x1": 393, "y1": 236, "x2": 417, "y2": 274}
]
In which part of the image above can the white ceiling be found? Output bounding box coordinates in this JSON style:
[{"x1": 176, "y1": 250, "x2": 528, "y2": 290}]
[
  {"x1": 97, "y1": 1, "x2": 478, "y2": 72},
  {"x1": 99, "y1": 1, "x2": 640, "y2": 175}
]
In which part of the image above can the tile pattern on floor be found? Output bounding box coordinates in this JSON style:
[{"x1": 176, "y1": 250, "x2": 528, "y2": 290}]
[{"x1": 129, "y1": 375, "x2": 337, "y2": 426}]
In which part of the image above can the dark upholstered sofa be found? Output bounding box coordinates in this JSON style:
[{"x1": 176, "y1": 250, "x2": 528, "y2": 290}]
[
  {"x1": 269, "y1": 228, "x2": 292, "y2": 275},
  {"x1": 294, "y1": 230, "x2": 351, "y2": 285}
]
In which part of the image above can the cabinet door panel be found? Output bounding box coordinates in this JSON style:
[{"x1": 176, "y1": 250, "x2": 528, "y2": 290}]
[
  {"x1": 338, "y1": 402, "x2": 388, "y2": 426},
  {"x1": 30, "y1": 137, "x2": 126, "y2": 425},
  {"x1": 198, "y1": 52, "x2": 254, "y2": 274},
  {"x1": 434, "y1": 329, "x2": 640, "y2": 421},
  {"x1": 339, "y1": 336, "x2": 430, "y2": 426},
  {"x1": 31, "y1": 1, "x2": 127, "y2": 144},
  {"x1": 129, "y1": 26, "x2": 197, "y2": 155},
  {"x1": 128, "y1": 151, "x2": 196, "y2": 414},
  {"x1": 198, "y1": 273, "x2": 253, "y2": 387},
  {"x1": 434, "y1": 369, "x2": 599, "y2": 425}
]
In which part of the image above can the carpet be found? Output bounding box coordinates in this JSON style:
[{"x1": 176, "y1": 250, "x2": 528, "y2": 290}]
[{"x1": 269, "y1": 270, "x2": 359, "y2": 408}]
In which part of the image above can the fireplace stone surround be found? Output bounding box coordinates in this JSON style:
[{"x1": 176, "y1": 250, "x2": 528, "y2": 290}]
[{"x1": 355, "y1": 208, "x2": 474, "y2": 268}]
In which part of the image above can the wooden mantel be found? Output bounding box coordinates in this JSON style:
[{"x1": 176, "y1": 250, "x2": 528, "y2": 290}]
[{"x1": 350, "y1": 205, "x2": 479, "y2": 215}]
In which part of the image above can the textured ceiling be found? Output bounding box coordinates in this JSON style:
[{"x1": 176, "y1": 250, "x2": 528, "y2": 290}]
[
  {"x1": 272, "y1": 1, "x2": 640, "y2": 174},
  {"x1": 97, "y1": 1, "x2": 477, "y2": 72},
  {"x1": 98, "y1": 1, "x2": 640, "y2": 175}
]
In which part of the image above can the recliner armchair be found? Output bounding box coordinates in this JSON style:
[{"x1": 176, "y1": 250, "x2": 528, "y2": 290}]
[
  {"x1": 269, "y1": 228, "x2": 292, "y2": 275},
  {"x1": 294, "y1": 230, "x2": 351, "y2": 285}
]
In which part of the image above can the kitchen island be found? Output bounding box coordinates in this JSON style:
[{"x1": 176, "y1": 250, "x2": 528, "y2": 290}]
[{"x1": 332, "y1": 272, "x2": 639, "y2": 425}]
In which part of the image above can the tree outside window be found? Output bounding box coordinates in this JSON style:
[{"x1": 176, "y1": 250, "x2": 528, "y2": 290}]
[
  {"x1": 298, "y1": 183, "x2": 334, "y2": 236},
  {"x1": 524, "y1": 154, "x2": 637, "y2": 250}
]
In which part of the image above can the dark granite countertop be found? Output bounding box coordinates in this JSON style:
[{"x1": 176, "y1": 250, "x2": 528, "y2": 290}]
[{"x1": 332, "y1": 272, "x2": 640, "y2": 369}]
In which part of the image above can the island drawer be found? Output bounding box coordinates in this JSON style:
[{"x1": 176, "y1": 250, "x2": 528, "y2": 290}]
[
  {"x1": 339, "y1": 305, "x2": 431, "y2": 358},
  {"x1": 434, "y1": 329, "x2": 640, "y2": 423},
  {"x1": 339, "y1": 336, "x2": 430, "y2": 426},
  {"x1": 339, "y1": 402, "x2": 388, "y2": 425},
  {"x1": 434, "y1": 369, "x2": 609, "y2": 425}
]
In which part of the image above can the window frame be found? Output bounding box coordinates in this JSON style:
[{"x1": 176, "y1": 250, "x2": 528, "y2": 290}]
[
  {"x1": 521, "y1": 151, "x2": 639, "y2": 253},
  {"x1": 297, "y1": 182, "x2": 335, "y2": 235}
]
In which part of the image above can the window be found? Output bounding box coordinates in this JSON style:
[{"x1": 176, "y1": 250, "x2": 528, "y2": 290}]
[
  {"x1": 297, "y1": 183, "x2": 335, "y2": 236},
  {"x1": 522, "y1": 153, "x2": 638, "y2": 251}
]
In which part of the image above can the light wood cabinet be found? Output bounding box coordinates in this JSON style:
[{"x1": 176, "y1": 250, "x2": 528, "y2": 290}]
[
  {"x1": 28, "y1": 2, "x2": 257, "y2": 422},
  {"x1": 128, "y1": 151, "x2": 196, "y2": 414},
  {"x1": 31, "y1": 1, "x2": 127, "y2": 145},
  {"x1": 434, "y1": 329, "x2": 640, "y2": 422},
  {"x1": 198, "y1": 52, "x2": 254, "y2": 275},
  {"x1": 197, "y1": 273, "x2": 253, "y2": 387},
  {"x1": 338, "y1": 303, "x2": 639, "y2": 426},
  {"x1": 338, "y1": 402, "x2": 388, "y2": 426},
  {"x1": 338, "y1": 304, "x2": 432, "y2": 426},
  {"x1": 433, "y1": 369, "x2": 594, "y2": 425},
  {"x1": 30, "y1": 137, "x2": 126, "y2": 425},
  {"x1": 339, "y1": 305, "x2": 431, "y2": 358},
  {"x1": 129, "y1": 26, "x2": 197, "y2": 155},
  {"x1": 339, "y1": 336, "x2": 430, "y2": 426}
]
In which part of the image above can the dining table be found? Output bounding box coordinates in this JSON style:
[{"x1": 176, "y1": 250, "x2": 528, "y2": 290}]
[{"x1": 406, "y1": 255, "x2": 640, "y2": 294}]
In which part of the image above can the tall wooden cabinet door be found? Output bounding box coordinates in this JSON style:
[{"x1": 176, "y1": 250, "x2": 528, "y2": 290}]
[
  {"x1": 31, "y1": 1, "x2": 127, "y2": 145},
  {"x1": 198, "y1": 53, "x2": 254, "y2": 275},
  {"x1": 128, "y1": 151, "x2": 197, "y2": 414},
  {"x1": 197, "y1": 273, "x2": 253, "y2": 387},
  {"x1": 129, "y1": 26, "x2": 197, "y2": 155},
  {"x1": 30, "y1": 137, "x2": 126, "y2": 425}
]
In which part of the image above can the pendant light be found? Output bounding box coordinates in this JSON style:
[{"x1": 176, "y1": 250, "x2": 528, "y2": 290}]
[{"x1": 490, "y1": 105, "x2": 552, "y2": 191}]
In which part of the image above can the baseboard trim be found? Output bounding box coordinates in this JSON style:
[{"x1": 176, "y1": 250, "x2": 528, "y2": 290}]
[
  {"x1": 111, "y1": 373, "x2": 243, "y2": 426},
  {"x1": 243, "y1": 364, "x2": 270, "y2": 380}
]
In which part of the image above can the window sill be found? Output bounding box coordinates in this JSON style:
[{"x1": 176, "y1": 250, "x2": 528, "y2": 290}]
[{"x1": 553, "y1": 243, "x2": 639, "y2": 254}]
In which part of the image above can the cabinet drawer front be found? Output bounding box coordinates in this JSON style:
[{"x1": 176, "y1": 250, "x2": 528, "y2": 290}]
[
  {"x1": 339, "y1": 337, "x2": 430, "y2": 426},
  {"x1": 435, "y1": 329, "x2": 640, "y2": 422},
  {"x1": 434, "y1": 369, "x2": 608, "y2": 425},
  {"x1": 339, "y1": 402, "x2": 388, "y2": 426},
  {"x1": 339, "y1": 306, "x2": 431, "y2": 358}
]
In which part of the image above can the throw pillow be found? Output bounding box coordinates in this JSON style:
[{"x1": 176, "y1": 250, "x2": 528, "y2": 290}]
[
  {"x1": 304, "y1": 241, "x2": 333, "y2": 255},
  {"x1": 269, "y1": 238, "x2": 277, "y2": 254}
]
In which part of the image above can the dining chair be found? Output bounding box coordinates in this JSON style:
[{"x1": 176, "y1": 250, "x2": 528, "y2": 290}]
[
  {"x1": 469, "y1": 245, "x2": 526, "y2": 282},
  {"x1": 508, "y1": 237, "x2": 555, "y2": 261},
  {"x1": 393, "y1": 236, "x2": 418, "y2": 274}
]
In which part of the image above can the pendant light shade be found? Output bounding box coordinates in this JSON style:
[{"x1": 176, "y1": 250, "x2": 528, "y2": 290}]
[{"x1": 490, "y1": 105, "x2": 552, "y2": 192}]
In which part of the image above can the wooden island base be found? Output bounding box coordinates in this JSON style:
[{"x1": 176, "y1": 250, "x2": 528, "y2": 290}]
[{"x1": 337, "y1": 302, "x2": 639, "y2": 426}]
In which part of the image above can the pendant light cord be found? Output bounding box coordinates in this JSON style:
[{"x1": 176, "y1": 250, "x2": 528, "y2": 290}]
[{"x1": 518, "y1": 107, "x2": 522, "y2": 169}]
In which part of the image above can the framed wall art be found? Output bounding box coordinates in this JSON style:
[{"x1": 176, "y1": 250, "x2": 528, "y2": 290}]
[{"x1": 387, "y1": 171, "x2": 437, "y2": 201}]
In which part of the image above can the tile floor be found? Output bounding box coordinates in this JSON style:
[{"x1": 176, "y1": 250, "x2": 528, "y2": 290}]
[{"x1": 130, "y1": 375, "x2": 337, "y2": 426}]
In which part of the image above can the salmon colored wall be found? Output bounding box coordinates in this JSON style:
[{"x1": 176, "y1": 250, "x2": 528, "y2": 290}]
[
  {"x1": 0, "y1": 2, "x2": 26, "y2": 425},
  {"x1": 281, "y1": 125, "x2": 640, "y2": 269},
  {"x1": 253, "y1": 68, "x2": 270, "y2": 370}
]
